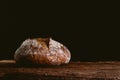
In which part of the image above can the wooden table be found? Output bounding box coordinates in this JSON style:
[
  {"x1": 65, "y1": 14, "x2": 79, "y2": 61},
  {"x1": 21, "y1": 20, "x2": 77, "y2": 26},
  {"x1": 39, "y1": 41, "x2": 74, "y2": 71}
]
[{"x1": 0, "y1": 60, "x2": 120, "y2": 80}]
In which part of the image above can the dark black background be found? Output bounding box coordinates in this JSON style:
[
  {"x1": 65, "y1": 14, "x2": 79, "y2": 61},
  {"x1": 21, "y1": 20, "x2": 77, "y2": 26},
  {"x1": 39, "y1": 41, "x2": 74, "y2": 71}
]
[{"x1": 0, "y1": 1, "x2": 120, "y2": 61}]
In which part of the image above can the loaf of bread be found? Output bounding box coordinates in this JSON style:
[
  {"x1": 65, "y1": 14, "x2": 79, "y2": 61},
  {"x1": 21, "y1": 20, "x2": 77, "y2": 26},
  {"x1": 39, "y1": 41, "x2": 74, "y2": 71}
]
[{"x1": 14, "y1": 37, "x2": 71, "y2": 65}]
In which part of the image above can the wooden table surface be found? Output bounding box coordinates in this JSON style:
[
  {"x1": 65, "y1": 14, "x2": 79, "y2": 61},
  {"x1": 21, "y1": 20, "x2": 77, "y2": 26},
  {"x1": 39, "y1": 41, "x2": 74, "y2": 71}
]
[{"x1": 0, "y1": 60, "x2": 120, "y2": 80}]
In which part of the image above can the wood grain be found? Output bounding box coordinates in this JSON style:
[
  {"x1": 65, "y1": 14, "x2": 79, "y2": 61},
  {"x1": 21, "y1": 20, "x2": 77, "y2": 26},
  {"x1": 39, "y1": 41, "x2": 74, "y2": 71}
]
[{"x1": 0, "y1": 60, "x2": 120, "y2": 80}]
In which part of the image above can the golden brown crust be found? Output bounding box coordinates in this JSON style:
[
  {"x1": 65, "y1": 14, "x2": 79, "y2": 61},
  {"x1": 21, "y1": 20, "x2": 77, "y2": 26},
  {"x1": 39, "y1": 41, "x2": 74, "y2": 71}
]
[{"x1": 14, "y1": 37, "x2": 71, "y2": 65}]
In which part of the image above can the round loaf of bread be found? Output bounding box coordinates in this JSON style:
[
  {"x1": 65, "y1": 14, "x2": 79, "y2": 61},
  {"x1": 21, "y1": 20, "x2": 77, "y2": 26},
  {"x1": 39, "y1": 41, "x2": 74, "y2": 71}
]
[{"x1": 14, "y1": 37, "x2": 71, "y2": 65}]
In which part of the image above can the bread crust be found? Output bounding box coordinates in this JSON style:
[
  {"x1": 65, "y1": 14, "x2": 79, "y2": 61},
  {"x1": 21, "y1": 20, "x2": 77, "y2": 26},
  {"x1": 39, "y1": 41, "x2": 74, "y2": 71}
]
[{"x1": 14, "y1": 38, "x2": 71, "y2": 65}]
